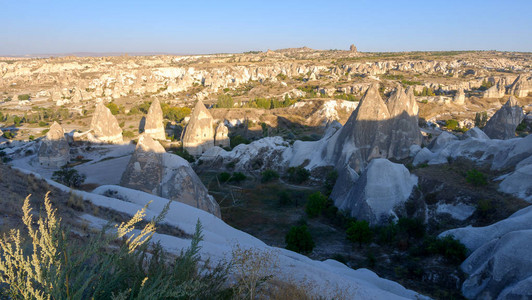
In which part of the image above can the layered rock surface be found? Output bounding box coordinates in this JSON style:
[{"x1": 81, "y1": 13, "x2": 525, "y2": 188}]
[
  {"x1": 121, "y1": 134, "x2": 221, "y2": 217},
  {"x1": 214, "y1": 122, "x2": 230, "y2": 148},
  {"x1": 89, "y1": 103, "x2": 123, "y2": 144},
  {"x1": 143, "y1": 98, "x2": 166, "y2": 140},
  {"x1": 38, "y1": 122, "x2": 70, "y2": 168},
  {"x1": 333, "y1": 158, "x2": 417, "y2": 225},
  {"x1": 182, "y1": 99, "x2": 215, "y2": 156},
  {"x1": 482, "y1": 96, "x2": 524, "y2": 139}
]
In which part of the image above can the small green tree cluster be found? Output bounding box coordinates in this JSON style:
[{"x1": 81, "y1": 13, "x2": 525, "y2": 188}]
[
  {"x1": 346, "y1": 220, "x2": 372, "y2": 246},
  {"x1": 474, "y1": 111, "x2": 488, "y2": 128},
  {"x1": 105, "y1": 102, "x2": 121, "y2": 115},
  {"x1": 52, "y1": 165, "x2": 86, "y2": 188},
  {"x1": 305, "y1": 192, "x2": 327, "y2": 218},
  {"x1": 216, "y1": 94, "x2": 234, "y2": 108},
  {"x1": 261, "y1": 169, "x2": 280, "y2": 183},
  {"x1": 415, "y1": 87, "x2": 435, "y2": 96},
  {"x1": 285, "y1": 224, "x2": 315, "y2": 254},
  {"x1": 466, "y1": 169, "x2": 488, "y2": 186},
  {"x1": 218, "y1": 172, "x2": 247, "y2": 183},
  {"x1": 286, "y1": 166, "x2": 310, "y2": 184},
  {"x1": 161, "y1": 103, "x2": 191, "y2": 123},
  {"x1": 17, "y1": 94, "x2": 30, "y2": 100},
  {"x1": 230, "y1": 135, "x2": 250, "y2": 148}
]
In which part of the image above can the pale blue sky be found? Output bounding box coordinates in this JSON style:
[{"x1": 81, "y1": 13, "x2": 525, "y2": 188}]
[{"x1": 1, "y1": 0, "x2": 531, "y2": 55}]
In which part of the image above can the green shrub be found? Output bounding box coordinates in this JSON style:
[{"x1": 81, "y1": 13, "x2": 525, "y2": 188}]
[
  {"x1": 397, "y1": 217, "x2": 425, "y2": 239},
  {"x1": 285, "y1": 225, "x2": 315, "y2": 254},
  {"x1": 286, "y1": 166, "x2": 310, "y2": 184},
  {"x1": 161, "y1": 103, "x2": 191, "y2": 123},
  {"x1": 174, "y1": 148, "x2": 195, "y2": 163},
  {"x1": 52, "y1": 165, "x2": 86, "y2": 187},
  {"x1": 0, "y1": 194, "x2": 229, "y2": 299},
  {"x1": 218, "y1": 172, "x2": 231, "y2": 183},
  {"x1": 3, "y1": 131, "x2": 15, "y2": 139},
  {"x1": 324, "y1": 170, "x2": 338, "y2": 196},
  {"x1": 425, "y1": 235, "x2": 467, "y2": 263},
  {"x1": 230, "y1": 135, "x2": 250, "y2": 149},
  {"x1": 13, "y1": 116, "x2": 22, "y2": 127},
  {"x1": 278, "y1": 191, "x2": 292, "y2": 206},
  {"x1": 261, "y1": 169, "x2": 280, "y2": 183},
  {"x1": 106, "y1": 102, "x2": 120, "y2": 115},
  {"x1": 123, "y1": 130, "x2": 135, "y2": 138},
  {"x1": 466, "y1": 169, "x2": 487, "y2": 186},
  {"x1": 346, "y1": 220, "x2": 372, "y2": 246},
  {"x1": 38, "y1": 121, "x2": 48, "y2": 127},
  {"x1": 476, "y1": 199, "x2": 495, "y2": 218},
  {"x1": 445, "y1": 119, "x2": 459, "y2": 131},
  {"x1": 305, "y1": 192, "x2": 327, "y2": 218},
  {"x1": 229, "y1": 172, "x2": 247, "y2": 183},
  {"x1": 216, "y1": 94, "x2": 234, "y2": 108},
  {"x1": 17, "y1": 94, "x2": 30, "y2": 100},
  {"x1": 474, "y1": 111, "x2": 488, "y2": 128}
]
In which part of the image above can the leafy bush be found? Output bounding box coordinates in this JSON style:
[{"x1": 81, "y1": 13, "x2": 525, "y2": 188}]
[
  {"x1": 105, "y1": 102, "x2": 120, "y2": 115},
  {"x1": 3, "y1": 130, "x2": 15, "y2": 139},
  {"x1": 38, "y1": 121, "x2": 48, "y2": 127},
  {"x1": 52, "y1": 165, "x2": 86, "y2": 187},
  {"x1": 278, "y1": 191, "x2": 292, "y2": 206},
  {"x1": 346, "y1": 220, "x2": 372, "y2": 246},
  {"x1": 229, "y1": 172, "x2": 247, "y2": 183},
  {"x1": 324, "y1": 170, "x2": 338, "y2": 196},
  {"x1": 218, "y1": 172, "x2": 231, "y2": 183},
  {"x1": 474, "y1": 111, "x2": 488, "y2": 128},
  {"x1": 161, "y1": 103, "x2": 191, "y2": 123},
  {"x1": 123, "y1": 130, "x2": 135, "y2": 138},
  {"x1": 216, "y1": 94, "x2": 234, "y2": 108},
  {"x1": 476, "y1": 199, "x2": 495, "y2": 219},
  {"x1": 17, "y1": 94, "x2": 30, "y2": 100},
  {"x1": 285, "y1": 225, "x2": 315, "y2": 254},
  {"x1": 286, "y1": 166, "x2": 310, "y2": 184},
  {"x1": 466, "y1": 169, "x2": 488, "y2": 186},
  {"x1": 261, "y1": 169, "x2": 280, "y2": 183},
  {"x1": 230, "y1": 135, "x2": 250, "y2": 149},
  {"x1": 13, "y1": 115, "x2": 22, "y2": 127},
  {"x1": 174, "y1": 148, "x2": 195, "y2": 163},
  {"x1": 305, "y1": 192, "x2": 327, "y2": 218},
  {"x1": 425, "y1": 235, "x2": 467, "y2": 263},
  {"x1": 445, "y1": 119, "x2": 459, "y2": 130},
  {"x1": 397, "y1": 217, "x2": 426, "y2": 239},
  {"x1": 0, "y1": 193, "x2": 230, "y2": 299}
]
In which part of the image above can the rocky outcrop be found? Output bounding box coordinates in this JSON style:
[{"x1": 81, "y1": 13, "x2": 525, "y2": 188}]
[
  {"x1": 482, "y1": 96, "x2": 524, "y2": 139},
  {"x1": 89, "y1": 103, "x2": 123, "y2": 144},
  {"x1": 182, "y1": 99, "x2": 214, "y2": 156},
  {"x1": 460, "y1": 230, "x2": 532, "y2": 299},
  {"x1": 453, "y1": 88, "x2": 465, "y2": 105},
  {"x1": 121, "y1": 134, "x2": 221, "y2": 217},
  {"x1": 323, "y1": 84, "x2": 421, "y2": 172},
  {"x1": 143, "y1": 99, "x2": 166, "y2": 140},
  {"x1": 333, "y1": 158, "x2": 417, "y2": 225},
  {"x1": 214, "y1": 122, "x2": 229, "y2": 148},
  {"x1": 509, "y1": 74, "x2": 532, "y2": 97},
  {"x1": 386, "y1": 86, "x2": 423, "y2": 160},
  {"x1": 483, "y1": 84, "x2": 505, "y2": 98},
  {"x1": 38, "y1": 122, "x2": 70, "y2": 168}
]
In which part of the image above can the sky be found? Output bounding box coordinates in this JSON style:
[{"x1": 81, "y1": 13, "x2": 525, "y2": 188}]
[{"x1": 1, "y1": 0, "x2": 531, "y2": 55}]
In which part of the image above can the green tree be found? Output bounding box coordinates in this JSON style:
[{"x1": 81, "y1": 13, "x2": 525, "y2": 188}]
[
  {"x1": 305, "y1": 192, "x2": 327, "y2": 218},
  {"x1": 216, "y1": 94, "x2": 234, "y2": 108},
  {"x1": 474, "y1": 111, "x2": 488, "y2": 128},
  {"x1": 285, "y1": 225, "x2": 315, "y2": 254},
  {"x1": 105, "y1": 102, "x2": 120, "y2": 115},
  {"x1": 261, "y1": 169, "x2": 279, "y2": 183},
  {"x1": 346, "y1": 220, "x2": 373, "y2": 246},
  {"x1": 52, "y1": 165, "x2": 86, "y2": 188},
  {"x1": 286, "y1": 166, "x2": 310, "y2": 184}
]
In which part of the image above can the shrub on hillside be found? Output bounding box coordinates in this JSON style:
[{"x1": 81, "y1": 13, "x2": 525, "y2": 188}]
[
  {"x1": 261, "y1": 169, "x2": 280, "y2": 183},
  {"x1": 230, "y1": 135, "x2": 250, "y2": 149},
  {"x1": 52, "y1": 165, "x2": 86, "y2": 188},
  {"x1": 466, "y1": 169, "x2": 487, "y2": 186},
  {"x1": 17, "y1": 94, "x2": 30, "y2": 100},
  {"x1": 425, "y1": 235, "x2": 467, "y2": 263},
  {"x1": 216, "y1": 94, "x2": 234, "y2": 108},
  {"x1": 346, "y1": 220, "x2": 373, "y2": 246},
  {"x1": 305, "y1": 192, "x2": 327, "y2": 218},
  {"x1": 105, "y1": 102, "x2": 120, "y2": 115},
  {"x1": 286, "y1": 166, "x2": 310, "y2": 184},
  {"x1": 285, "y1": 224, "x2": 315, "y2": 254}
]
